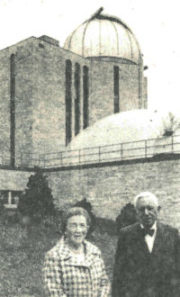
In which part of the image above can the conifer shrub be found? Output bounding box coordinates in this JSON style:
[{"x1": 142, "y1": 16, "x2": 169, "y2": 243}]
[{"x1": 18, "y1": 169, "x2": 55, "y2": 222}]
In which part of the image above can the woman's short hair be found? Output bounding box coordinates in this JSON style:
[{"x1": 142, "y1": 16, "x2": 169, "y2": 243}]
[{"x1": 61, "y1": 207, "x2": 91, "y2": 233}]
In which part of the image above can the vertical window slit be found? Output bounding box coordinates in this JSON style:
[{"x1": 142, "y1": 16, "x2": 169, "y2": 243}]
[
  {"x1": 114, "y1": 66, "x2": 120, "y2": 113},
  {"x1": 74, "y1": 63, "x2": 80, "y2": 135},
  {"x1": 65, "y1": 60, "x2": 72, "y2": 145},
  {"x1": 83, "y1": 65, "x2": 89, "y2": 129}
]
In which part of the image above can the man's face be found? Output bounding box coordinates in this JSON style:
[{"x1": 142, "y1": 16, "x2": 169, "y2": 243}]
[{"x1": 136, "y1": 196, "x2": 160, "y2": 228}]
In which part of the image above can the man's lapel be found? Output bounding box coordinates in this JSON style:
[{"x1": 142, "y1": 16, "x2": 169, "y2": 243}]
[
  {"x1": 135, "y1": 222, "x2": 164, "y2": 256},
  {"x1": 152, "y1": 222, "x2": 164, "y2": 255}
]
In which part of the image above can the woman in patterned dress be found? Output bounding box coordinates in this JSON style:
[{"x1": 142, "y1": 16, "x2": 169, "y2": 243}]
[{"x1": 43, "y1": 207, "x2": 110, "y2": 297}]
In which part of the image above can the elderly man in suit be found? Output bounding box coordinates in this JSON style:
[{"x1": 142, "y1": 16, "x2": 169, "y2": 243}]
[{"x1": 112, "y1": 192, "x2": 180, "y2": 297}]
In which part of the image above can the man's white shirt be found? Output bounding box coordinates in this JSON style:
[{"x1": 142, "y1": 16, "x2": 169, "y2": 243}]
[{"x1": 141, "y1": 222, "x2": 157, "y2": 253}]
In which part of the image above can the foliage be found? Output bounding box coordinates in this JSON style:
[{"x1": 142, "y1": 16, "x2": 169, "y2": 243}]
[
  {"x1": 18, "y1": 169, "x2": 55, "y2": 220},
  {"x1": 73, "y1": 199, "x2": 117, "y2": 236},
  {"x1": 0, "y1": 216, "x2": 117, "y2": 296},
  {"x1": 115, "y1": 203, "x2": 137, "y2": 234},
  {"x1": 95, "y1": 217, "x2": 116, "y2": 235},
  {"x1": 0, "y1": 196, "x2": 5, "y2": 215},
  {"x1": 162, "y1": 112, "x2": 180, "y2": 136}
]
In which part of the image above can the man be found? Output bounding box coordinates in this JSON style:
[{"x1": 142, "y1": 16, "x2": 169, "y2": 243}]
[{"x1": 112, "y1": 192, "x2": 180, "y2": 297}]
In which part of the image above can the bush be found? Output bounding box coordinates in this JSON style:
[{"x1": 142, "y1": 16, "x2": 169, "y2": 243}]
[
  {"x1": 18, "y1": 169, "x2": 55, "y2": 221},
  {"x1": 95, "y1": 217, "x2": 116, "y2": 236},
  {"x1": 0, "y1": 198, "x2": 5, "y2": 222},
  {"x1": 115, "y1": 203, "x2": 137, "y2": 234}
]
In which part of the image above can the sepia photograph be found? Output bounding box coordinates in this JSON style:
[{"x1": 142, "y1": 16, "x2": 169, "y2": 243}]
[{"x1": 0, "y1": 0, "x2": 179, "y2": 296}]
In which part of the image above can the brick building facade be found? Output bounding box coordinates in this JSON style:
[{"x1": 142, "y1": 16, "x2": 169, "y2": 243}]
[{"x1": 0, "y1": 10, "x2": 147, "y2": 167}]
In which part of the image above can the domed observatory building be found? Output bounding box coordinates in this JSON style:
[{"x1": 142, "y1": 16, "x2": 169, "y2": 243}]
[
  {"x1": 64, "y1": 7, "x2": 147, "y2": 126},
  {"x1": 0, "y1": 8, "x2": 148, "y2": 168}
]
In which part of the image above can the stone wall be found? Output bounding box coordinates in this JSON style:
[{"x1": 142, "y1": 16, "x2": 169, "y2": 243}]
[
  {"x1": 46, "y1": 156, "x2": 180, "y2": 230},
  {"x1": 0, "y1": 155, "x2": 180, "y2": 230},
  {"x1": 0, "y1": 169, "x2": 32, "y2": 191}
]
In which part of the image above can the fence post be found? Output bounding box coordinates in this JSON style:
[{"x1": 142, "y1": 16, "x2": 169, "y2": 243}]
[
  {"x1": 39, "y1": 155, "x2": 41, "y2": 167},
  {"x1": 60, "y1": 152, "x2": 63, "y2": 166},
  {"x1": 20, "y1": 153, "x2": 23, "y2": 166},
  {"x1": 121, "y1": 143, "x2": 123, "y2": 160},
  {"x1": 145, "y1": 140, "x2": 147, "y2": 158},
  {"x1": 171, "y1": 134, "x2": 174, "y2": 152},
  {"x1": 79, "y1": 149, "x2": 81, "y2": 164},
  {"x1": 43, "y1": 155, "x2": 46, "y2": 168}
]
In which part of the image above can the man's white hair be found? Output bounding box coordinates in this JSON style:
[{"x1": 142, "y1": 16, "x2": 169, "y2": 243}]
[{"x1": 134, "y1": 192, "x2": 159, "y2": 209}]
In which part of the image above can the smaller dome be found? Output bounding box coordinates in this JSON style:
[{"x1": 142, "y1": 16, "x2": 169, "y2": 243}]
[
  {"x1": 68, "y1": 110, "x2": 163, "y2": 150},
  {"x1": 69, "y1": 109, "x2": 180, "y2": 147},
  {"x1": 64, "y1": 8, "x2": 141, "y2": 64},
  {"x1": 67, "y1": 109, "x2": 180, "y2": 164}
]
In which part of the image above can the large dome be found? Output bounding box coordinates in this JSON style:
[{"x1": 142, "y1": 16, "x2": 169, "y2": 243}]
[{"x1": 64, "y1": 8, "x2": 141, "y2": 64}]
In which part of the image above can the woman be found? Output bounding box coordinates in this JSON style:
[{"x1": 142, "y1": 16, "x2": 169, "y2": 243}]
[{"x1": 43, "y1": 207, "x2": 110, "y2": 297}]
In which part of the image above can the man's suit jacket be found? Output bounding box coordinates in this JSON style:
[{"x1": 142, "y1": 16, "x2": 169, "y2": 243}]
[{"x1": 112, "y1": 222, "x2": 180, "y2": 297}]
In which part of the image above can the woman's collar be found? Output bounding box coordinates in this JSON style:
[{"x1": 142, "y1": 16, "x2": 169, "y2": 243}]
[{"x1": 57, "y1": 236, "x2": 100, "y2": 260}]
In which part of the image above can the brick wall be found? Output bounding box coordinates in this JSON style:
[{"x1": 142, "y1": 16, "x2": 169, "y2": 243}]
[
  {"x1": 0, "y1": 169, "x2": 32, "y2": 191},
  {"x1": 0, "y1": 37, "x2": 91, "y2": 166},
  {"x1": 0, "y1": 50, "x2": 11, "y2": 164},
  {"x1": 46, "y1": 156, "x2": 180, "y2": 230},
  {"x1": 30, "y1": 41, "x2": 91, "y2": 154},
  {"x1": 89, "y1": 59, "x2": 147, "y2": 125},
  {"x1": 0, "y1": 38, "x2": 38, "y2": 166},
  {"x1": 0, "y1": 155, "x2": 179, "y2": 230},
  {"x1": 0, "y1": 36, "x2": 147, "y2": 166}
]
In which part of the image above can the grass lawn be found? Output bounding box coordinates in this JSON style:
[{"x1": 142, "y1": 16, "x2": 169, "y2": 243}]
[{"x1": 0, "y1": 219, "x2": 117, "y2": 297}]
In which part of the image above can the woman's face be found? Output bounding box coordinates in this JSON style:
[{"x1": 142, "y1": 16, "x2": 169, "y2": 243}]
[{"x1": 65, "y1": 215, "x2": 88, "y2": 248}]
